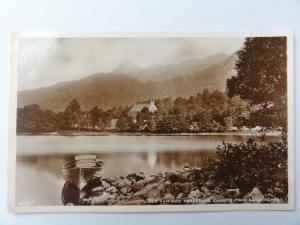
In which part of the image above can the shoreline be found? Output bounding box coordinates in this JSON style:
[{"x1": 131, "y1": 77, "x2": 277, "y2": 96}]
[
  {"x1": 17, "y1": 130, "x2": 282, "y2": 137},
  {"x1": 62, "y1": 165, "x2": 287, "y2": 206}
]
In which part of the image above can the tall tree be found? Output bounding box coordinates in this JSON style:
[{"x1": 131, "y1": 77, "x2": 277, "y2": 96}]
[
  {"x1": 227, "y1": 37, "x2": 286, "y2": 103},
  {"x1": 64, "y1": 98, "x2": 82, "y2": 128},
  {"x1": 89, "y1": 106, "x2": 102, "y2": 129},
  {"x1": 227, "y1": 37, "x2": 287, "y2": 128}
]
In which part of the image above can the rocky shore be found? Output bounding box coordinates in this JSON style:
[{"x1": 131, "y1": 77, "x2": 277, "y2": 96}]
[{"x1": 69, "y1": 165, "x2": 287, "y2": 206}]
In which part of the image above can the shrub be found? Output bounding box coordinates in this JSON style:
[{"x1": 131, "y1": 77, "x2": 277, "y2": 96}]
[{"x1": 211, "y1": 137, "x2": 287, "y2": 194}]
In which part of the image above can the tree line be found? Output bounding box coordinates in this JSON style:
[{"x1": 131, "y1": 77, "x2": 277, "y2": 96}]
[{"x1": 16, "y1": 89, "x2": 248, "y2": 133}]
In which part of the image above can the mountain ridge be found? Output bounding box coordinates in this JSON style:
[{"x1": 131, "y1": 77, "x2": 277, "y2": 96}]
[{"x1": 18, "y1": 53, "x2": 236, "y2": 112}]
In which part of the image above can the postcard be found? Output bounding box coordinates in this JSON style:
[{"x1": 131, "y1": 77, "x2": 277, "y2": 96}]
[{"x1": 8, "y1": 32, "x2": 294, "y2": 212}]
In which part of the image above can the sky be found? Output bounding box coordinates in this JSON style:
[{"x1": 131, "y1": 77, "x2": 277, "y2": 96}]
[{"x1": 17, "y1": 37, "x2": 245, "y2": 91}]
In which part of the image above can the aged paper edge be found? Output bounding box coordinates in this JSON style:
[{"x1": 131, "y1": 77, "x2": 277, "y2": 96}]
[{"x1": 7, "y1": 32, "x2": 294, "y2": 213}]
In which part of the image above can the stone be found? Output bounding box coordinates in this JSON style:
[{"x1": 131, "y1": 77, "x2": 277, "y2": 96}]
[
  {"x1": 270, "y1": 197, "x2": 281, "y2": 204},
  {"x1": 187, "y1": 168, "x2": 206, "y2": 181},
  {"x1": 126, "y1": 172, "x2": 145, "y2": 182},
  {"x1": 106, "y1": 186, "x2": 118, "y2": 193},
  {"x1": 263, "y1": 193, "x2": 278, "y2": 203},
  {"x1": 181, "y1": 171, "x2": 191, "y2": 180},
  {"x1": 134, "y1": 182, "x2": 165, "y2": 198},
  {"x1": 144, "y1": 175, "x2": 156, "y2": 183},
  {"x1": 187, "y1": 189, "x2": 203, "y2": 199},
  {"x1": 137, "y1": 171, "x2": 145, "y2": 177},
  {"x1": 91, "y1": 192, "x2": 114, "y2": 205},
  {"x1": 204, "y1": 180, "x2": 214, "y2": 188},
  {"x1": 113, "y1": 178, "x2": 131, "y2": 188},
  {"x1": 131, "y1": 181, "x2": 146, "y2": 193},
  {"x1": 120, "y1": 186, "x2": 131, "y2": 194},
  {"x1": 164, "y1": 193, "x2": 175, "y2": 200},
  {"x1": 177, "y1": 182, "x2": 195, "y2": 195},
  {"x1": 92, "y1": 186, "x2": 104, "y2": 192},
  {"x1": 81, "y1": 197, "x2": 92, "y2": 205},
  {"x1": 165, "y1": 173, "x2": 187, "y2": 183},
  {"x1": 102, "y1": 180, "x2": 110, "y2": 189},
  {"x1": 156, "y1": 172, "x2": 163, "y2": 178},
  {"x1": 200, "y1": 186, "x2": 210, "y2": 194},
  {"x1": 183, "y1": 164, "x2": 192, "y2": 172},
  {"x1": 176, "y1": 193, "x2": 185, "y2": 199},
  {"x1": 245, "y1": 187, "x2": 264, "y2": 203},
  {"x1": 102, "y1": 178, "x2": 117, "y2": 183},
  {"x1": 164, "y1": 180, "x2": 171, "y2": 185}
]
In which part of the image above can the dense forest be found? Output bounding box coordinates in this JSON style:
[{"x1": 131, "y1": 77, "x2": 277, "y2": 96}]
[
  {"x1": 17, "y1": 37, "x2": 287, "y2": 134},
  {"x1": 17, "y1": 89, "x2": 249, "y2": 133}
]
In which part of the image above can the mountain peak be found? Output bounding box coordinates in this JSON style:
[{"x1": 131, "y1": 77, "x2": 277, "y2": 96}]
[{"x1": 113, "y1": 60, "x2": 142, "y2": 74}]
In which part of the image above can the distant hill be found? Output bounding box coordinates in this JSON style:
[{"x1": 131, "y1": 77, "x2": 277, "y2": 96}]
[
  {"x1": 113, "y1": 53, "x2": 232, "y2": 82},
  {"x1": 17, "y1": 53, "x2": 236, "y2": 112}
]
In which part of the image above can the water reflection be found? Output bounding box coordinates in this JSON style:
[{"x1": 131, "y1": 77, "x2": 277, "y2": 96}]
[{"x1": 147, "y1": 151, "x2": 157, "y2": 169}]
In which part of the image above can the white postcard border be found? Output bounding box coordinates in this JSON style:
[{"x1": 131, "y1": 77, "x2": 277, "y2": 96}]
[{"x1": 8, "y1": 32, "x2": 294, "y2": 213}]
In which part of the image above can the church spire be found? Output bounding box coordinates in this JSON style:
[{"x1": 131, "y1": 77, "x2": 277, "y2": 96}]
[{"x1": 149, "y1": 97, "x2": 157, "y2": 113}]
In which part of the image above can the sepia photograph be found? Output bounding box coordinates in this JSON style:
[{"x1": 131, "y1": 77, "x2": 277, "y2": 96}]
[{"x1": 8, "y1": 32, "x2": 293, "y2": 212}]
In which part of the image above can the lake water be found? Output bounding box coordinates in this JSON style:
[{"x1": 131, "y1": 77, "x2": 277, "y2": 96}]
[{"x1": 15, "y1": 134, "x2": 279, "y2": 206}]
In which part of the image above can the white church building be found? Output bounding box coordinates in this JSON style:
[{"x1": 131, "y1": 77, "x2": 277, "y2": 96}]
[{"x1": 128, "y1": 99, "x2": 157, "y2": 122}]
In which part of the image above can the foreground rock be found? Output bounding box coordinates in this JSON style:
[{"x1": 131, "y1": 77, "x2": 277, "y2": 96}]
[{"x1": 72, "y1": 166, "x2": 287, "y2": 206}]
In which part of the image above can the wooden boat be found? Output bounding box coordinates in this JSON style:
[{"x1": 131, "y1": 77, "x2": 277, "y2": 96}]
[{"x1": 62, "y1": 155, "x2": 104, "y2": 187}]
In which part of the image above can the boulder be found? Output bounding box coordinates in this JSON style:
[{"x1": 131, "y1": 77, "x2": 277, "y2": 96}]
[
  {"x1": 102, "y1": 180, "x2": 111, "y2": 189},
  {"x1": 263, "y1": 193, "x2": 278, "y2": 203},
  {"x1": 187, "y1": 189, "x2": 203, "y2": 199},
  {"x1": 113, "y1": 178, "x2": 131, "y2": 188},
  {"x1": 164, "y1": 193, "x2": 175, "y2": 201},
  {"x1": 134, "y1": 182, "x2": 163, "y2": 198},
  {"x1": 126, "y1": 172, "x2": 145, "y2": 182},
  {"x1": 176, "y1": 193, "x2": 185, "y2": 199},
  {"x1": 102, "y1": 178, "x2": 117, "y2": 183},
  {"x1": 92, "y1": 186, "x2": 104, "y2": 192},
  {"x1": 244, "y1": 187, "x2": 264, "y2": 203},
  {"x1": 120, "y1": 186, "x2": 132, "y2": 194},
  {"x1": 200, "y1": 186, "x2": 210, "y2": 194},
  {"x1": 187, "y1": 168, "x2": 206, "y2": 182},
  {"x1": 106, "y1": 186, "x2": 118, "y2": 193},
  {"x1": 183, "y1": 164, "x2": 192, "y2": 172},
  {"x1": 144, "y1": 175, "x2": 157, "y2": 183},
  {"x1": 131, "y1": 181, "x2": 147, "y2": 193},
  {"x1": 165, "y1": 173, "x2": 188, "y2": 183},
  {"x1": 204, "y1": 180, "x2": 214, "y2": 188},
  {"x1": 91, "y1": 191, "x2": 115, "y2": 205}
]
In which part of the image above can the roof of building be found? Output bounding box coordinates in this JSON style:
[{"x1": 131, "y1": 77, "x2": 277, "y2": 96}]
[{"x1": 129, "y1": 103, "x2": 150, "y2": 113}]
